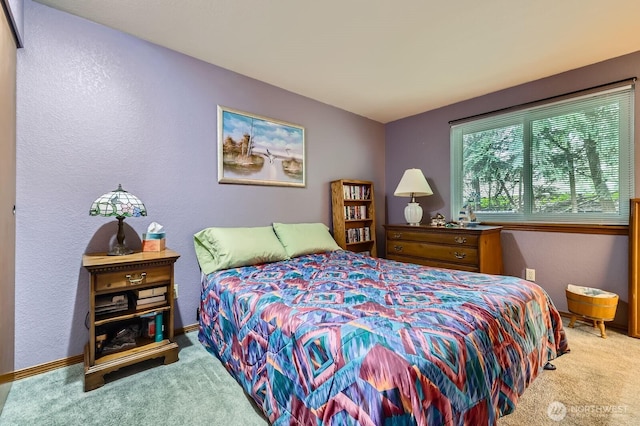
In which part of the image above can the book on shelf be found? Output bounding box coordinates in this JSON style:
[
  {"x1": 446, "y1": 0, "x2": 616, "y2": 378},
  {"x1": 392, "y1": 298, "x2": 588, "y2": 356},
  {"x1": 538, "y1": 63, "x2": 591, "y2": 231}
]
[
  {"x1": 346, "y1": 226, "x2": 371, "y2": 243},
  {"x1": 135, "y1": 286, "x2": 167, "y2": 299},
  {"x1": 342, "y1": 184, "x2": 371, "y2": 200},
  {"x1": 344, "y1": 205, "x2": 367, "y2": 220},
  {"x1": 136, "y1": 294, "x2": 166, "y2": 307},
  {"x1": 137, "y1": 300, "x2": 166, "y2": 310}
]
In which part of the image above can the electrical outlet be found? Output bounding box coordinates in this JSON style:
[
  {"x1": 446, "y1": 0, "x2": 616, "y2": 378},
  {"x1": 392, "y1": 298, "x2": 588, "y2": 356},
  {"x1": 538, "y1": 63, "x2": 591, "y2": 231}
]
[
  {"x1": 174, "y1": 283, "x2": 178, "y2": 299},
  {"x1": 525, "y1": 268, "x2": 536, "y2": 281}
]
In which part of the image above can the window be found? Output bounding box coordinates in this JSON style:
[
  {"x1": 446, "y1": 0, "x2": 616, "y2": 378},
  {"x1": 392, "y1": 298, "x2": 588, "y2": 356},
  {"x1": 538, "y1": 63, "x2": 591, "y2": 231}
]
[{"x1": 451, "y1": 84, "x2": 634, "y2": 225}]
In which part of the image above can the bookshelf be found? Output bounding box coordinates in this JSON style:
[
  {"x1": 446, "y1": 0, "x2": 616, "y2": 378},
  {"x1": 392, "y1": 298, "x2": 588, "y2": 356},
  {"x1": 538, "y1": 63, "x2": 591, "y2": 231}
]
[
  {"x1": 82, "y1": 249, "x2": 180, "y2": 391},
  {"x1": 330, "y1": 179, "x2": 377, "y2": 257}
]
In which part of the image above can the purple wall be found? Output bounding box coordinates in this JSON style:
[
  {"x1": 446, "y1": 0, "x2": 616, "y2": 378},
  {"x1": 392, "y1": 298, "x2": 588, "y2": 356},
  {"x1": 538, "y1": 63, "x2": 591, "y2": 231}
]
[
  {"x1": 14, "y1": 1, "x2": 385, "y2": 370},
  {"x1": 386, "y1": 51, "x2": 640, "y2": 327}
]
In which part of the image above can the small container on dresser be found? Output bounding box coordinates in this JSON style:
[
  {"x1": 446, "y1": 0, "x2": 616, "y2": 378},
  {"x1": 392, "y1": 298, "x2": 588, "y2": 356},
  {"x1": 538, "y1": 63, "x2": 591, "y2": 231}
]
[{"x1": 384, "y1": 224, "x2": 503, "y2": 274}]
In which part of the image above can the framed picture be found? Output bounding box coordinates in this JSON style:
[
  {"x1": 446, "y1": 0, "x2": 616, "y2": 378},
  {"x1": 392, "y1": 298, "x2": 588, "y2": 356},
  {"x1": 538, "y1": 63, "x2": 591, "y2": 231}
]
[{"x1": 218, "y1": 106, "x2": 305, "y2": 187}]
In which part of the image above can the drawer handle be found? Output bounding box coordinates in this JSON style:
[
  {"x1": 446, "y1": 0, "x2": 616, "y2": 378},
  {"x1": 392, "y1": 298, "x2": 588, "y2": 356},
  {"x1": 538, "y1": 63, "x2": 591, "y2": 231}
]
[
  {"x1": 454, "y1": 236, "x2": 467, "y2": 244},
  {"x1": 454, "y1": 251, "x2": 466, "y2": 259},
  {"x1": 393, "y1": 245, "x2": 403, "y2": 252},
  {"x1": 392, "y1": 232, "x2": 402, "y2": 239},
  {"x1": 125, "y1": 272, "x2": 147, "y2": 285}
]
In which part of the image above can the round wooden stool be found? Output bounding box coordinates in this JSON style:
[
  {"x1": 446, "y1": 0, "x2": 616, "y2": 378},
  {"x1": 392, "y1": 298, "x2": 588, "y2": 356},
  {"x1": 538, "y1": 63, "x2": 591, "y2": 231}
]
[{"x1": 566, "y1": 284, "x2": 619, "y2": 338}]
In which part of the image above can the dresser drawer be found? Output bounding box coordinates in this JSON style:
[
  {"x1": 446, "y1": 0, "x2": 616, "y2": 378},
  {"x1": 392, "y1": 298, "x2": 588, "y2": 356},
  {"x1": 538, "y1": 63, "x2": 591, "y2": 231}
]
[
  {"x1": 95, "y1": 265, "x2": 171, "y2": 292},
  {"x1": 387, "y1": 240, "x2": 478, "y2": 266},
  {"x1": 386, "y1": 229, "x2": 478, "y2": 247},
  {"x1": 387, "y1": 254, "x2": 479, "y2": 272}
]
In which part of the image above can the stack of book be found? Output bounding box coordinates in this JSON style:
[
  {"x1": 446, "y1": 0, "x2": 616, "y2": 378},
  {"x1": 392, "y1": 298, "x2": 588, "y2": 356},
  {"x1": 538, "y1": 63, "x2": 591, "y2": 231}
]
[
  {"x1": 135, "y1": 286, "x2": 167, "y2": 309},
  {"x1": 95, "y1": 294, "x2": 129, "y2": 315},
  {"x1": 344, "y1": 205, "x2": 368, "y2": 220},
  {"x1": 346, "y1": 226, "x2": 371, "y2": 243},
  {"x1": 342, "y1": 184, "x2": 371, "y2": 200}
]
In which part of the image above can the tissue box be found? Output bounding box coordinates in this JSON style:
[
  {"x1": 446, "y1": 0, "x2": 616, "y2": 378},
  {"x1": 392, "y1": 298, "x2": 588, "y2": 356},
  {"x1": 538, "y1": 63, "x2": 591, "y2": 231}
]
[{"x1": 142, "y1": 232, "x2": 166, "y2": 252}]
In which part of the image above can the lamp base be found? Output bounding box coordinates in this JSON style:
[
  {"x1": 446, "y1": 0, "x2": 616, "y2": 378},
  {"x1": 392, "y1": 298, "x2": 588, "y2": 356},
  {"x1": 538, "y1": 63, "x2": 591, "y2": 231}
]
[
  {"x1": 404, "y1": 202, "x2": 423, "y2": 226},
  {"x1": 108, "y1": 243, "x2": 133, "y2": 256},
  {"x1": 108, "y1": 216, "x2": 133, "y2": 255}
]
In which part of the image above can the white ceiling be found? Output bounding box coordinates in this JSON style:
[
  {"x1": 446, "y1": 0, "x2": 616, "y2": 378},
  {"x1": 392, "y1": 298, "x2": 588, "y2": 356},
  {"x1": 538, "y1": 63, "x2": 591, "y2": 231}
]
[{"x1": 34, "y1": 0, "x2": 640, "y2": 123}]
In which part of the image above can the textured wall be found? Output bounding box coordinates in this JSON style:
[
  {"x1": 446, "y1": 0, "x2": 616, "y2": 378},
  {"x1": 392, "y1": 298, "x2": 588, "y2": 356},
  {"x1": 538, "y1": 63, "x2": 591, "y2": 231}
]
[
  {"x1": 14, "y1": 1, "x2": 385, "y2": 370},
  {"x1": 386, "y1": 51, "x2": 640, "y2": 327}
]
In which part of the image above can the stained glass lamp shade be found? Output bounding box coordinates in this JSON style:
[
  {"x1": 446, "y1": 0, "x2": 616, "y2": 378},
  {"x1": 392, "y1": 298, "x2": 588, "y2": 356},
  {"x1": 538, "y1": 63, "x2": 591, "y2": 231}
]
[{"x1": 89, "y1": 184, "x2": 147, "y2": 255}]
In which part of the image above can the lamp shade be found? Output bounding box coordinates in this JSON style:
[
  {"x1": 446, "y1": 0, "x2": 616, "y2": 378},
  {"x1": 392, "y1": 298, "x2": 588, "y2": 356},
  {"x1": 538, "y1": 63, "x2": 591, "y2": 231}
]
[
  {"x1": 393, "y1": 168, "x2": 433, "y2": 198},
  {"x1": 90, "y1": 184, "x2": 147, "y2": 255},
  {"x1": 394, "y1": 169, "x2": 433, "y2": 226},
  {"x1": 90, "y1": 184, "x2": 147, "y2": 218}
]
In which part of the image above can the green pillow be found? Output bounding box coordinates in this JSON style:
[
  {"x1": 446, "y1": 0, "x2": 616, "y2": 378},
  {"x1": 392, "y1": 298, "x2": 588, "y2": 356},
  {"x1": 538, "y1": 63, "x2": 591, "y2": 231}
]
[
  {"x1": 272, "y1": 222, "x2": 342, "y2": 258},
  {"x1": 193, "y1": 226, "x2": 288, "y2": 274}
]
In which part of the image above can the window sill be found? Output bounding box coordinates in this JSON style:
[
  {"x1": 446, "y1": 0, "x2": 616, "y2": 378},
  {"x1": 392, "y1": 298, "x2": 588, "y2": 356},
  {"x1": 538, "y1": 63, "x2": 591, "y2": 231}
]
[{"x1": 481, "y1": 222, "x2": 628, "y2": 235}]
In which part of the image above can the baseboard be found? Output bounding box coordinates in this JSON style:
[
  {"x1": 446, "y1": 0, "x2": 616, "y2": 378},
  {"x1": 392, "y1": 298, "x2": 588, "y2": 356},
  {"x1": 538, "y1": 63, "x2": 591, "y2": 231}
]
[
  {"x1": 180, "y1": 323, "x2": 199, "y2": 333},
  {"x1": 0, "y1": 354, "x2": 84, "y2": 384},
  {"x1": 0, "y1": 323, "x2": 200, "y2": 384}
]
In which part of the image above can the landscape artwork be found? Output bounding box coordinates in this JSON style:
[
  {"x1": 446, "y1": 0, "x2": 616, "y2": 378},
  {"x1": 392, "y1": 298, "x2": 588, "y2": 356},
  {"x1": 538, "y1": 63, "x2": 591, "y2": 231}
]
[{"x1": 218, "y1": 106, "x2": 305, "y2": 187}]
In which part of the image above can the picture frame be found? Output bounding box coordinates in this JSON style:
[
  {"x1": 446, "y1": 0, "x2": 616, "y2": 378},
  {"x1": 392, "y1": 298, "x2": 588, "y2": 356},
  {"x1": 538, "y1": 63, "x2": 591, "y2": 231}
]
[{"x1": 218, "y1": 106, "x2": 305, "y2": 187}]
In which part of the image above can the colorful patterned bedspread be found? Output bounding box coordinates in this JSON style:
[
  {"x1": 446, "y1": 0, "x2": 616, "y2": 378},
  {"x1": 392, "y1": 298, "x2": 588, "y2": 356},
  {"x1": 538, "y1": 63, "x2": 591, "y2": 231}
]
[{"x1": 199, "y1": 250, "x2": 568, "y2": 425}]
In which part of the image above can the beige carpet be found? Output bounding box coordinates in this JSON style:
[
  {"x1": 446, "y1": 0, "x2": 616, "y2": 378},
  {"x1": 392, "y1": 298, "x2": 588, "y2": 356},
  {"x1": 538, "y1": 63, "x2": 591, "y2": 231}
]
[{"x1": 499, "y1": 317, "x2": 640, "y2": 425}]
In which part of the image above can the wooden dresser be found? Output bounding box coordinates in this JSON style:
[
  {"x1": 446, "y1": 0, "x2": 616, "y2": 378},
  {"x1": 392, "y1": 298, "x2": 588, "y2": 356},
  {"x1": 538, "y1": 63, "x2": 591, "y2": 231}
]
[{"x1": 384, "y1": 224, "x2": 503, "y2": 274}]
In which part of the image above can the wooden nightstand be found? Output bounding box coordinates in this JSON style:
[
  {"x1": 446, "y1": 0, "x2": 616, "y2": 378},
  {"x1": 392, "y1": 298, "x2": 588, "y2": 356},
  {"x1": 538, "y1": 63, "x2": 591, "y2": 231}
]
[
  {"x1": 82, "y1": 249, "x2": 180, "y2": 391},
  {"x1": 384, "y1": 224, "x2": 503, "y2": 274}
]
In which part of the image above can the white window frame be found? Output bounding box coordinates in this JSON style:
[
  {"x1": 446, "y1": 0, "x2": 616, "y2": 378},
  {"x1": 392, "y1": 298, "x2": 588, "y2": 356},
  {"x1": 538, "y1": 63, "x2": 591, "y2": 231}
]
[{"x1": 450, "y1": 84, "x2": 634, "y2": 225}]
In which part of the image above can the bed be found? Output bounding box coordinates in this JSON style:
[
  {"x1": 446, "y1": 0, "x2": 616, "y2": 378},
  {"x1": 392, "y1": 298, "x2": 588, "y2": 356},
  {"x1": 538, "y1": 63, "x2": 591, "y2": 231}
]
[{"x1": 194, "y1": 224, "x2": 569, "y2": 425}]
